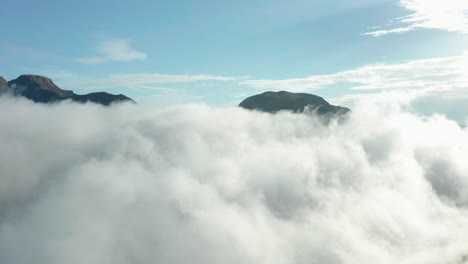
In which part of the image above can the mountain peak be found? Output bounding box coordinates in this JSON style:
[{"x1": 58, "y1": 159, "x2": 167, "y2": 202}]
[
  {"x1": 239, "y1": 91, "x2": 350, "y2": 116},
  {"x1": 14, "y1": 74, "x2": 54, "y2": 83},
  {"x1": 8, "y1": 74, "x2": 73, "y2": 98}
]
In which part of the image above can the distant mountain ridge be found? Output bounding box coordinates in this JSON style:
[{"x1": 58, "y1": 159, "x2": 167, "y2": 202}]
[
  {"x1": 239, "y1": 91, "x2": 350, "y2": 117},
  {"x1": 0, "y1": 74, "x2": 134, "y2": 106}
]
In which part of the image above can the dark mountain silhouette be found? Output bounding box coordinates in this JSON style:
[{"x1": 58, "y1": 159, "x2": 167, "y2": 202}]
[
  {"x1": 239, "y1": 91, "x2": 350, "y2": 117},
  {"x1": 2, "y1": 74, "x2": 134, "y2": 105},
  {"x1": 72, "y1": 92, "x2": 134, "y2": 106}
]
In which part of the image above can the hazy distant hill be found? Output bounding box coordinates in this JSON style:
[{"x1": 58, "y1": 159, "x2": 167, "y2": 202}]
[
  {"x1": 0, "y1": 77, "x2": 8, "y2": 93},
  {"x1": 1, "y1": 74, "x2": 134, "y2": 106}
]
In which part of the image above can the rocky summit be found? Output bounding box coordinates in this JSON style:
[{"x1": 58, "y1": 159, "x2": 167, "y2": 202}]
[
  {"x1": 239, "y1": 91, "x2": 350, "y2": 117},
  {"x1": 1, "y1": 74, "x2": 134, "y2": 105}
]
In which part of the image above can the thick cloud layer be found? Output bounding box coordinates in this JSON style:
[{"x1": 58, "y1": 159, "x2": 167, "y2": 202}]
[{"x1": 0, "y1": 97, "x2": 467, "y2": 264}]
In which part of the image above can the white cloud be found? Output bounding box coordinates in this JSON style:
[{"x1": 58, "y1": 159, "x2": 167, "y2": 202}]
[
  {"x1": 0, "y1": 97, "x2": 468, "y2": 263},
  {"x1": 241, "y1": 52, "x2": 468, "y2": 96},
  {"x1": 365, "y1": 0, "x2": 468, "y2": 36},
  {"x1": 78, "y1": 37, "x2": 147, "y2": 64}
]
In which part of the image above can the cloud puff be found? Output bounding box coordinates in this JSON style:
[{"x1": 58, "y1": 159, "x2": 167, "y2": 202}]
[
  {"x1": 365, "y1": 0, "x2": 468, "y2": 36},
  {"x1": 78, "y1": 37, "x2": 147, "y2": 64},
  {"x1": 0, "y1": 97, "x2": 467, "y2": 263}
]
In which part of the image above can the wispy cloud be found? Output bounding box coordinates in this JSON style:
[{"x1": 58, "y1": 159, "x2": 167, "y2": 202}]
[
  {"x1": 364, "y1": 0, "x2": 468, "y2": 36},
  {"x1": 78, "y1": 36, "x2": 147, "y2": 64},
  {"x1": 132, "y1": 86, "x2": 205, "y2": 105},
  {"x1": 68, "y1": 73, "x2": 238, "y2": 90},
  {"x1": 241, "y1": 52, "x2": 468, "y2": 97},
  {"x1": 363, "y1": 27, "x2": 415, "y2": 37},
  {"x1": 24, "y1": 69, "x2": 239, "y2": 90}
]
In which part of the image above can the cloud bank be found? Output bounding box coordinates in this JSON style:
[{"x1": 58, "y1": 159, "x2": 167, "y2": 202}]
[
  {"x1": 0, "y1": 97, "x2": 467, "y2": 264},
  {"x1": 79, "y1": 37, "x2": 147, "y2": 64},
  {"x1": 365, "y1": 0, "x2": 468, "y2": 36}
]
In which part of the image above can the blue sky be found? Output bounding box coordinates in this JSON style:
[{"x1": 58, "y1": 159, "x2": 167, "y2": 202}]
[{"x1": 1, "y1": 0, "x2": 467, "y2": 120}]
